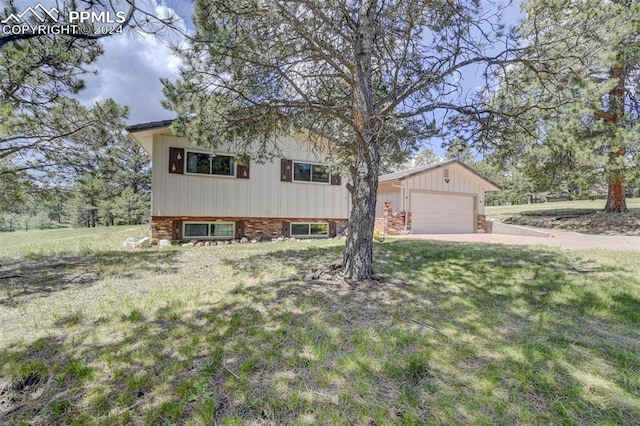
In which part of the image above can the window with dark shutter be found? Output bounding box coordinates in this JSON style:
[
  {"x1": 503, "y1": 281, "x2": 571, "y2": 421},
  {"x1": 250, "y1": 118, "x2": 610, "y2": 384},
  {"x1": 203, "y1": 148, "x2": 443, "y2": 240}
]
[
  {"x1": 330, "y1": 174, "x2": 341, "y2": 186},
  {"x1": 292, "y1": 162, "x2": 330, "y2": 183},
  {"x1": 281, "y1": 159, "x2": 292, "y2": 182},
  {"x1": 169, "y1": 148, "x2": 185, "y2": 174}
]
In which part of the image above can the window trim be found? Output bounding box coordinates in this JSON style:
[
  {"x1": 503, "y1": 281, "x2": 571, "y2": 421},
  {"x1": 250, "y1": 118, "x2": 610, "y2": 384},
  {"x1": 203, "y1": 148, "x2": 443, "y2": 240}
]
[
  {"x1": 183, "y1": 221, "x2": 236, "y2": 239},
  {"x1": 290, "y1": 222, "x2": 330, "y2": 238},
  {"x1": 184, "y1": 149, "x2": 236, "y2": 178},
  {"x1": 292, "y1": 161, "x2": 331, "y2": 184}
]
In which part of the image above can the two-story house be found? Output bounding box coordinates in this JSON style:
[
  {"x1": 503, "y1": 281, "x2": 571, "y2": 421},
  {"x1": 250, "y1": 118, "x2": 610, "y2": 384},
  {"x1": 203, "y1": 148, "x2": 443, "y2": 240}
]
[
  {"x1": 128, "y1": 120, "x2": 350, "y2": 242},
  {"x1": 129, "y1": 120, "x2": 500, "y2": 241}
]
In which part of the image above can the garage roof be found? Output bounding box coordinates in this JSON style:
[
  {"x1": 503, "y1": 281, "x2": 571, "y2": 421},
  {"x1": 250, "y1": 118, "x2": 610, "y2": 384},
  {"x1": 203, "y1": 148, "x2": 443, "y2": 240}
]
[{"x1": 379, "y1": 159, "x2": 501, "y2": 190}]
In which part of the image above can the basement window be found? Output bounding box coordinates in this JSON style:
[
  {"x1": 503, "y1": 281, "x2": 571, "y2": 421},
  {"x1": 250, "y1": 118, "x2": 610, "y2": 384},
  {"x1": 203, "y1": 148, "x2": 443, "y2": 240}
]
[
  {"x1": 291, "y1": 223, "x2": 329, "y2": 237},
  {"x1": 184, "y1": 222, "x2": 235, "y2": 239}
]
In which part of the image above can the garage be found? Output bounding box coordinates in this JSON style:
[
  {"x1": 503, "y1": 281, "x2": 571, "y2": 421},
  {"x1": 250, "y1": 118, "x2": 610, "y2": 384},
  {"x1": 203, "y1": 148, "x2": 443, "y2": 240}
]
[
  {"x1": 375, "y1": 159, "x2": 501, "y2": 235},
  {"x1": 410, "y1": 192, "x2": 475, "y2": 234}
]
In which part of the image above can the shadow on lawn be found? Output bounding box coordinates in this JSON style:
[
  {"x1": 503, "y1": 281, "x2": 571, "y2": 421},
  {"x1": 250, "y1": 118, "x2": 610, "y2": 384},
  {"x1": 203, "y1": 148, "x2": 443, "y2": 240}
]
[
  {"x1": 1, "y1": 240, "x2": 639, "y2": 424},
  {"x1": 0, "y1": 250, "x2": 180, "y2": 307}
]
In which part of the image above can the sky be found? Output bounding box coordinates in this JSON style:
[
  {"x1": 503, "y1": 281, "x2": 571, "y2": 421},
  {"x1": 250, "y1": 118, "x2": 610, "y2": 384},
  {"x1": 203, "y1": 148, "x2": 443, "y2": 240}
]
[
  {"x1": 75, "y1": 0, "x2": 524, "y2": 155},
  {"x1": 80, "y1": 0, "x2": 194, "y2": 125}
]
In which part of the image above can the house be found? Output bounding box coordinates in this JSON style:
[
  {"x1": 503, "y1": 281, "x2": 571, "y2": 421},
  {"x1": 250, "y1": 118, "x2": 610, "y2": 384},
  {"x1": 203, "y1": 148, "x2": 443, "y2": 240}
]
[
  {"x1": 127, "y1": 120, "x2": 350, "y2": 242},
  {"x1": 128, "y1": 120, "x2": 499, "y2": 241},
  {"x1": 375, "y1": 160, "x2": 501, "y2": 235}
]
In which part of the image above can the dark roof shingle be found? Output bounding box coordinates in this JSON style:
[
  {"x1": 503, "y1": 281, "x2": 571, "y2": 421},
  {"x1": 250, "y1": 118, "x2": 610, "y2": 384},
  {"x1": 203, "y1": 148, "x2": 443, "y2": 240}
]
[{"x1": 126, "y1": 119, "x2": 174, "y2": 132}]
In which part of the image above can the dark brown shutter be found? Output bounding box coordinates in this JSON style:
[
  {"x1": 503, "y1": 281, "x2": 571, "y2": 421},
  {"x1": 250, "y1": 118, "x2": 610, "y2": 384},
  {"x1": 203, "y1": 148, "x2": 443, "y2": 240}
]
[
  {"x1": 282, "y1": 221, "x2": 290, "y2": 237},
  {"x1": 169, "y1": 148, "x2": 185, "y2": 174},
  {"x1": 281, "y1": 159, "x2": 292, "y2": 182},
  {"x1": 235, "y1": 221, "x2": 245, "y2": 238},
  {"x1": 329, "y1": 221, "x2": 337, "y2": 237},
  {"x1": 236, "y1": 163, "x2": 250, "y2": 179},
  {"x1": 330, "y1": 174, "x2": 341, "y2": 186},
  {"x1": 171, "y1": 220, "x2": 183, "y2": 241}
]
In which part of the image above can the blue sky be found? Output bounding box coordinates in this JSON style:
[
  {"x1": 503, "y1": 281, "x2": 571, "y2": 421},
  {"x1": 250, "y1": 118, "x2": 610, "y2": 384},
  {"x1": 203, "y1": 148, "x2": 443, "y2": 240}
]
[{"x1": 76, "y1": 0, "x2": 523, "y2": 156}]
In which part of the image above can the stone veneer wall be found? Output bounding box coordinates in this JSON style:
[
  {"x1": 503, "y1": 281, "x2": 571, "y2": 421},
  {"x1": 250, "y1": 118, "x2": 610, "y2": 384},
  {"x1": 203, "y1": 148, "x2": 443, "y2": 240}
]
[
  {"x1": 375, "y1": 206, "x2": 411, "y2": 235},
  {"x1": 151, "y1": 216, "x2": 348, "y2": 242},
  {"x1": 476, "y1": 214, "x2": 486, "y2": 232}
]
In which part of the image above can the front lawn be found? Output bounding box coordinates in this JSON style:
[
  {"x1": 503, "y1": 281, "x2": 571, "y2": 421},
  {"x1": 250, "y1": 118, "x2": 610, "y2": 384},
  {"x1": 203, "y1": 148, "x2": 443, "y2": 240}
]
[{"x1": 1, "y1": 229, "x2": 639, "y2": 424}]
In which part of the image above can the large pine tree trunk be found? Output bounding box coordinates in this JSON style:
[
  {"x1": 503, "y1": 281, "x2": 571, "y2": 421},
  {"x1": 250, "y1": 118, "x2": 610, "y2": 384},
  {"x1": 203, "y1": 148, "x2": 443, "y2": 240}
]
[
  {"x1": 603, "y1": 61, "x2": 627, "y2": 213},
  {"x1": 605, "y1": 176, "x2": 627, "y2": 213},
  {"x1": 605, "y1": 148, "x2": 628, "y2": 213},
  {"x1": 342, "y1": 0, "x2": 378, "y2": 281},
  {"x1": 343, "y1": 153, "x2": 378, "y2": 280}
]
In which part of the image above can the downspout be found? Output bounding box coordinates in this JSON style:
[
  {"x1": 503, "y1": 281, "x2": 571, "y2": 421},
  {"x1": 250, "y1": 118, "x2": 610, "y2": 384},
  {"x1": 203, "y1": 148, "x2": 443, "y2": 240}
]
[{"x1": 391, "y1": 181, "x2": 408, "y2": 231}]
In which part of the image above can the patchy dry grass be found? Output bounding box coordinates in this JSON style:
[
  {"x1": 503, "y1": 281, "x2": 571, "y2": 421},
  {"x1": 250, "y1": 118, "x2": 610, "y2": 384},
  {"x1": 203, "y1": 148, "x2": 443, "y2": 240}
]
[
  {"x1": 1, "y1": 227, "x2": 640, "y2": 424},
  {"x1": 486, "y1": 198, "x2": 640, "y2": 235}
]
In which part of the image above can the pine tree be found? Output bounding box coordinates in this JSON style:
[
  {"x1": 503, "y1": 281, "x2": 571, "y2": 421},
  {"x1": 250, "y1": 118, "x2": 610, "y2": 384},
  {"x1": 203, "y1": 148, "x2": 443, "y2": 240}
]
[
  {"x1": 163, "y1": 0, "x2": 520, "y2": 280},
  {"x1": 478, "y1": 0, "x2": 640, "y2": 212},
  {"x1": 68, "y1": 134, "x2": 150, "y2": 227}
]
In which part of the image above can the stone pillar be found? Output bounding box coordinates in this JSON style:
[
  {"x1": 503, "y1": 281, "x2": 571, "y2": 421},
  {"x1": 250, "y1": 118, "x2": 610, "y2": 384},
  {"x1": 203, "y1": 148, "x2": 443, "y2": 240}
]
[
  {"x1": 383, "y1": 201, "x2": 392, "y2": 218},
  {"x1": 477, "y1": 214, "x2": 486, "y2": 232}
]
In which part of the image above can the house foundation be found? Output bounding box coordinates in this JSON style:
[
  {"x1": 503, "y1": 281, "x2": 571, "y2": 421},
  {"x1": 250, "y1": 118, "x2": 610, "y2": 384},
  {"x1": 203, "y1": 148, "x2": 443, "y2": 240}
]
[{"x1": 151, "y1": 216, "x2": 348, "y2": 242}]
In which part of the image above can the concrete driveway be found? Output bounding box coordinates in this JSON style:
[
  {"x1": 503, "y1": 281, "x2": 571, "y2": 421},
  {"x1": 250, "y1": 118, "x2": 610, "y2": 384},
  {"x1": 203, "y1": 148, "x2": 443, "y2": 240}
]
[{"x1": 395, "y1": 228, "x2": 640, "y2": 251}]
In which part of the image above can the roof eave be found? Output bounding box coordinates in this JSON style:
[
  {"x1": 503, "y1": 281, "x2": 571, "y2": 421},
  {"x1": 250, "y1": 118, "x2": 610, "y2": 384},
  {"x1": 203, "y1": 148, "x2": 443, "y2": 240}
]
[
  {"x1": 379, "y1": 159, "x2": 502, "y2": 191},
  {"x1": 126, "y1": 119, "x2": 176, "y2": 156},
  {"x1": 126, "y1": 119, "x2": 175, "y2": 133}
]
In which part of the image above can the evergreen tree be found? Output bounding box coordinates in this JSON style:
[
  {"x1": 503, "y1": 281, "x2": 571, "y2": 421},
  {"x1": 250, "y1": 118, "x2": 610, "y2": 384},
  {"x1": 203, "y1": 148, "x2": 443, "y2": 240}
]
[
  {"x1": 413, "y1": 148, "x2": 442, "y2": 168},
  {"x1": 67, "y1": 134, "x2": 150, "y2": 227},
  {"x1": 163, "y1": 0, "x2": 519, "y2": 280},
  {"x1": 0, "y1": 30, "x2": 130, "y2": 217},
  {"x1": 476, "y1": 0, "x2": 640, "y2": 212}
]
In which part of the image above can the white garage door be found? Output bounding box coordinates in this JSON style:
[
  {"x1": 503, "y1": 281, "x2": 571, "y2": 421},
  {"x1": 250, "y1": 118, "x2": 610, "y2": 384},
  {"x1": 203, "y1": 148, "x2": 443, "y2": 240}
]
[{"x1": 411, "y1": 193, "x2": 474, "y2": 234}]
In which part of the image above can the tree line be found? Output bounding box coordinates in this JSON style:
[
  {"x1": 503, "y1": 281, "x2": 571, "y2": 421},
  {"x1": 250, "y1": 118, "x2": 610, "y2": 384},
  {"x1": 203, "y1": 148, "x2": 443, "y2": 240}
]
[
  {"x1": 0, "y1": 134, "x2": 150, "y2": 231},
  {"x1": 0, "y1": 23, "x2": 150, "y2": 231}
]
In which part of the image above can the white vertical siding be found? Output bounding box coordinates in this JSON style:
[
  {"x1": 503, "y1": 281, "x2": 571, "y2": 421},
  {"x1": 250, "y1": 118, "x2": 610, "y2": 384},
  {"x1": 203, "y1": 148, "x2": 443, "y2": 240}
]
[
  {"x1": 405, "y1": 164, "x2": 473, "y2": 193},
  {"x1": 375, "y1": 183, "x2": 402, "y2": 216},
  {"x1": 401, "y1": 163, "x2": 490, "y2": 216},
  {"x1": 477, "y1": 192, "x2": 486, "y2": 215},
  {"x1": 151, "y1": 134, "x2": 349, "y2": 219}
]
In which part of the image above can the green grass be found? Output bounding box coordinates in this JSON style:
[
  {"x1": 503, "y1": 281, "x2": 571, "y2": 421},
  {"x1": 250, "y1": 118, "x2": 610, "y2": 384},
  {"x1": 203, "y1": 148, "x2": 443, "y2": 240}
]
[
  {"x1": 0, "y1": 225, "x2": 150, "y2": 259},
  {"x1": 1, "y1": 227, "x2": 640, "y2": 424},
  {"x1": 486, "y1": 197, "x2": 640, "y2": 216},
  {"x1": 486, "y1": 198, "x2": 640, "y2": 235}
]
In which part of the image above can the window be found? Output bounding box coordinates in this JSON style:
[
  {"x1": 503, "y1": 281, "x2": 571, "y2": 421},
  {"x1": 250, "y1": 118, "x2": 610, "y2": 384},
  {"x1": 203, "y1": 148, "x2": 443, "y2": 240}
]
[
  {"x1": 291, "y1": 223, "x2": 329, "y2": 237},
  {"x1": 186, "y1": 152, "x2": 234, "y2": 176},
  {"x1": 293, "y1": 162, "x2": 330, "y2": 183},
  {"x1": 184, "y1": 222, "x2": 235, "y2": 239}
]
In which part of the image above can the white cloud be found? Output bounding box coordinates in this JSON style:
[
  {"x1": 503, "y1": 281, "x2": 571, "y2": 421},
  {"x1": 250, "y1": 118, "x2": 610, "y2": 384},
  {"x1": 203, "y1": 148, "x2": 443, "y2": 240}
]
[{"x1": 79, "y1": 0, "x2": 191, "y2": 125}]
